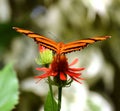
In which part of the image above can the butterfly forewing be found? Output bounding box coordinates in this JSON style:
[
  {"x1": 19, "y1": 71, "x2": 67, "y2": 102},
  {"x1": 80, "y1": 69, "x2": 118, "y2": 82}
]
[
  {"x1": 62, "y1": 36, "x2": 111, "y2": 54},
  {"x1": 13, "y1": 27, "x2": 58, "y2": 52}
]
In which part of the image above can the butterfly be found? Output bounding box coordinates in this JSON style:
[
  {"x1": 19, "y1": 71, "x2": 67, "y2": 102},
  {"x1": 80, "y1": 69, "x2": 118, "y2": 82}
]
[{"x1": 13, "y1": 27, "x2": 111, "y2": 55}]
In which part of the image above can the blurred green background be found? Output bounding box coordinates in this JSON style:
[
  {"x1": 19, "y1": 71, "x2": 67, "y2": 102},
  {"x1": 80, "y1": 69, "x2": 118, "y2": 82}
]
[{"x1": 0, "y1": 0, "x2": 120, "y2": 111}]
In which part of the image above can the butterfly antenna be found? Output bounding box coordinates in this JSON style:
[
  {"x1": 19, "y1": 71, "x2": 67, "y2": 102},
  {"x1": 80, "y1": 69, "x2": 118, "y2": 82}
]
[{"x1": 46, "y1": 31, "x2": 61, "y2": 41}]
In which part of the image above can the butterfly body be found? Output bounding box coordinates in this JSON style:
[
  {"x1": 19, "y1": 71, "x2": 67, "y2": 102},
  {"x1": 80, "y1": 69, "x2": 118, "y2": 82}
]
[
  {"x1": 56, "y1": 42, "x2": 65, "y2": 54},
  {"x1": 13, "y1": 27, "x2": 111, "y2": 55}
]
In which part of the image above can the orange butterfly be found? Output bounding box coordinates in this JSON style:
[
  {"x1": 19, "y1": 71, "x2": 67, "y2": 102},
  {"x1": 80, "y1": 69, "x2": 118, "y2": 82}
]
[{"x1": 13, "y1": 27, "x2": 111, "y2": 55}]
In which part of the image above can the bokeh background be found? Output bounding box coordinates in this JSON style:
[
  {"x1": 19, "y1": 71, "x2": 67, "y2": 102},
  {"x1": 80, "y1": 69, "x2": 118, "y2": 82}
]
[{"x1": 0, "y1": 0, "x2": 120, "y2": 111}]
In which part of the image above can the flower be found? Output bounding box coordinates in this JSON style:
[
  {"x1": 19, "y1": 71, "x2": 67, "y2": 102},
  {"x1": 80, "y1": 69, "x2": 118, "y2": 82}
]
[
  {"x1": 35, "y1": 45, "x2": 53, "y2": 66},
  {"x1": 35, "y1": 54, "x2": 85, "y2": 85}
]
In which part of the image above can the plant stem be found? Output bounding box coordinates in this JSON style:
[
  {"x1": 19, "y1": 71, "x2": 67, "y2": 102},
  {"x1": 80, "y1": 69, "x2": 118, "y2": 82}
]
[
  {"x1": 48, "y1": 77, "x2": 55, "y2": 111},
  {"x1": 58, "y1": 86, "x2": 62, "y2": 111}
]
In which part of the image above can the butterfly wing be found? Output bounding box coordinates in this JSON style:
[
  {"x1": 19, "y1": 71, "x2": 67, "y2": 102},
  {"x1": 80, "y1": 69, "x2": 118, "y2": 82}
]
[
  {"x1": 62, "y1": 36, "x2": 111, "y2": 54},
  {"x1": 13, "y1": 27, "x2": 111, "y2": 54},
  {"x1": 13, "y1": 27, "x2": 58, "y2": 52}
]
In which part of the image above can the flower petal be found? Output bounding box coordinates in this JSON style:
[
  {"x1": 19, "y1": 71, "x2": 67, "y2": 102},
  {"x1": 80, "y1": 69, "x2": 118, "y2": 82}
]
[
  {"x1": 39, "y1": 45, "x2": 45, "y2": 52},
  {"x1": 60, "y1": 72, "x2": 67, "y2": 80},
  {"x1": 66, "y1": 71, "x2": 81, "y2": 77},
  {"x1": 35, "y1": 69, "x2": 53, "y2": 79},
  {"x1": 70, "y1": 76, "x2": 82, "y2": 83},
  {"x1": 69, "y1": 58, "x2": 78, "y2": 66},
  {"x1": 51, "y1": 72, "x2": 58, "y2": 76},
  {"x1": 35, "y1": 69, "x2": 58, "y2": 80},
  {"x1": 36, "y1": 67, "x2": 49, "y2": 72},
  {"x1": 35, "y1": 72, "x2": 50, "y2": 79},
  {"x1": 69, "y1": 67, "x2": 85, "y2": 71}
]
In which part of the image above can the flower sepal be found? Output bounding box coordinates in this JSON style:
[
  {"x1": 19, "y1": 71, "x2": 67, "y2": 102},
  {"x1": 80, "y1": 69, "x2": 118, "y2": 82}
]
[{"x1": 47, "y1": 76, "x2": 73, "y2": 87}]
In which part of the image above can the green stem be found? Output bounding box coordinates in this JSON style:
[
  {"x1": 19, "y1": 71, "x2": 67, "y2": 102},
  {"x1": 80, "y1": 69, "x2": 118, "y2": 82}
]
[
  {"x1": 48, "y1": 77, "x2": 55, "y2": 111},
  {"x1": 58, "y1": 86, "x2": 62, "y2": 111}
]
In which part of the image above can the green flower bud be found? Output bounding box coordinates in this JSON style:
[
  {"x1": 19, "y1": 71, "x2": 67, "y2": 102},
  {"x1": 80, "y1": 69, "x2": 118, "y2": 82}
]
[{"x1": 35, "y1": 46, "x2": 53, "y2": 66}]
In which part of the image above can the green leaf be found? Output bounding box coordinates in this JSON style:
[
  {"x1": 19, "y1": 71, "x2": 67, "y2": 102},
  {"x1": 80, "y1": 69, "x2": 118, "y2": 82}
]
[
  {"x1": 0, "y1": 63, "x2": 19, "y2": 111},
  {"x1": 44, "y1": 91, "x2": 58, "y2": 111}
]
